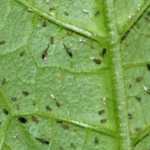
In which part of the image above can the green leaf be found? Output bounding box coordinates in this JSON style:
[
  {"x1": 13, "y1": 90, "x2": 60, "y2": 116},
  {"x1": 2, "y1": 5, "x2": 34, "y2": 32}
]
[{"x1": 0, "y1": 0, "x2": 150, "y2": 150}]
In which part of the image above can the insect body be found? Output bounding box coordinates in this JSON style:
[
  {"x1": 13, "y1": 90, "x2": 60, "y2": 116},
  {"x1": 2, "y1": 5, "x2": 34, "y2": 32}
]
[{"x1": 63, "y1": 43, "x2": 73, "y2": 57}]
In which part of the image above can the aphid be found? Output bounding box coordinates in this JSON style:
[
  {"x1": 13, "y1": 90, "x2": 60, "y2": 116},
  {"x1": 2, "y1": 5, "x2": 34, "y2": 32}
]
[
  {"x1": 3, "y1": 109, "x2": 9, "y2": 115},
  {"x1": 49, "y1": 7, "x2": 58, "y2": 11},
  {"x1": 50, "y1": 36, "x2": 54, "y2": 44},
  {"x1": 95, "y1": 10, "x2": 100, "y2": 16},
  {"x1": 135, "y1": 127, "x2": 142, "y2": 131},
  {"x1": 82, "y1": 9, "x2": 89, "y2": 14},
  {"x1": 73, "y1": 128, "x2": 77, "y2": 132},
  {"x1": 136, "y1": 77, "x2": 143, "y2": 82},
  {"x1": 62, "y1": 123, "x2": 69, "y2": 129},
  {"x1": 98, "y1": 109, "x2": 105, "y2": 115},
  {"x1": 102, "y1": 97, "x2": 106, "y2": 105},
  {"x1": 2, "y1": 78, "x2": 6, "y2": 85},
  {"x1": 64, "y1": 11, "x2": 69, "y2": 16},
  {"x1": 90, "y1": 43, "x2": 94, "y2": 49},
  {"x1": 121, "y1": 30, "x2": 130, "y2": 41},
  {"x1": 59, "y1": 146, "x2": 64, "y2": 150},
  {"x1": 42, "y1": 20, "x2": 47, "y2": 27},
  {"x1": 143, "y1": 86, "x2": 150, "y2": 94},
  {"x1": 147, "y1": 64, "x2": 150, "y2": 70},
  {"x1": 128, "y1": 14, "x2": 134, "y2": 19},
  {"x1": 63, "y1": 43, "x2": 73, "y2": 57},
  {"x1": 128, "y1": 113, "x2": 133, "y2": 119},
  {"x1": 28, "y1": 8, "x2": 33, "y2": 12},
  {"x1": 20, "y1": 51, "x2": 25, "y2": 57},
  {"x1": 100, "y1": 119, "x2": 107, "y2": 123},
  {"x1": 35, "y1": 137, "x2": 50, "y2": 145},
  {"x1": 85, "y1": 53, "x2": 89, "y2": 58},
  {"x1": 22, "y1": 91, "x2": 29, "y2": 96},
  {"x1": 0, "y1": 40, "x2": 5, "y2": 45},
  {"x1": 137, "y1": 4, "x2": 141, "y2": 11},
  {"x1": 42, "y1": 44, "x2": 50, "y2": 63},
  {"x1": 16, "y1": 104, "x2": 20, "y2": 110},
  {"x1": 70, "y1": 62, "x2": 74, "y2": 68},
  {"x1": 46, "y1": 105, "x2": 52, "y2": 111},
  {"x1": 79, "y1": 39, "x2": 86, "y2": 43},
  {"x1": 70, "y1": 143, "x2": 76, "y2": 148},
  {"x1": 11, "y1": 97, "x2": 17, "y2": 101},
  {"x1": 18, "y1": 116, "x2": 27, "y2": 124},
  {"x1": 56, "y1": 101, "x2": 60, "y2": 107},
  {"x1": 94, "y1": 59, "x2": 101, "y2": 64},
  {"x1": 145, "y1": 17, "x2": 150, "y2": 22},
  {"x1": 50, "y1": 93, "x2": 56, "y2": 100},
  {"x1": 13, "y1": 133, "x2": 19, "y2": 139},
  {"x1": 57, "y1": 120, "x2": 63, "y2": 123},
  {"x1": 135, "y1": 96, "x2": 141, "y2": 101},
  {"x1": 128, "y1": 84, "x2": 132, "y2": 88},
  {"x1": 94, "y1": 137, "x2": 99, "y2": 143},
  {"x1": 32, "y1": 100, "x2": 37, "y2": 106},
  {"x1": 31, "y1": 116, "x2": 39, "y2": 123},
  {"x1": 66, "y1": 31, "x2": 73, "y2": 36}
]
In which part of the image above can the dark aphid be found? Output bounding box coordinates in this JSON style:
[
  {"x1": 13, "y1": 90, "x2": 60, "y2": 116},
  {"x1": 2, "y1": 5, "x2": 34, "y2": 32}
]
[
  {"x1": 135, "y1": 96, "x2": 141, "y2": 101},
  {"x1": 62, "y1": 123, "x2": 69, "y2": 129},
  {"x1": 128, "y1": 84, "x2": 132, "y2": 88},
  {"x1": 98, "y1": 109, "x2": 105, "y2": 115},
  {"x1": 95, "y1": 10, "x2": 100, "y2": 16},
  {"x1": 101, "y1": 48, "x2": 107, "y2": 56},
  {"x1": 63, "y1": 43, "x2": 73, "y2": 57},
  {"x1": 2, "y1": 78, "x2": 6, "y2": 85},
  {"x1": 11, "y1": 97, "x2": 17, "y2": 101},
  {"x1": 3, "y1": 109, "x2": 9, "y2": 115},
  {"x1": 64, "y1": 11, "x2": 69, "y2": 16},
  {"x1": 57, "y1": 120, "x2": 63, "y2": 123},
  {"x1": 20, "y1": 51, "x2": 25, "y2": 57},
  {"x1": 50, "y1": 36, "x2": 54, "y2": 44},
  {"x1": 0, "y1": 40, "x2": 5, "y2": 45},
  {"x1": 31, "y1": 116, "x2": 39, "y2": 123},
  {"x1": 94, "y1": 137, "x2": 99, "y2": 144},
  {"x1": 41, "y1": 44, "x2": 50, "y2": 59},
  {"x1": 22, "y1": 91, "x2": 29, "y2": 96},
  {"x1": 16, "y1": 104, "x2": 20, "y2": 110},
  {"x1": 100, "y1": 119, "x2": 107, "y2": 123},
  {"x1": 42, "y1": 20, "x2": 47, "y2": 27},
  {"x1": 147, "y1": 11, "x2": 150, "y2": 16},
  {"x1": 46, "y1": 105, "x2": 52, "y2": 111},
  {"x1": 35, "y1": 137, "x2": 50, "y2": 145},
  {"x1": 136, "y1": 77, "x2": 143, "y2": 82},
  {"x1": 49, "y1": 7, "x2": 58, "y2": 11},
  {"x1": 70, "y1": 143, "x2": 76, "y2": 148},
  {"x1": 93, "y1": 59, "x2": 101, "y2": 64},
  {"x1": 56, "y1": 101, "x2": 60, "y2": 107},
  {"x1": 18, "y1": 116, "x2": 27, "y2": 124},
  {"x1": 59, "y1": 146, "x2": 64, "y2": 150},
  {"x1": 121, "y1": 30, "x2": 130, "y2": 41},
  {"x1": 147, "y1": 64, "x2": 150, "y2": 70},
  {"x1": 128, "y1": 113, "x2": 133, "y2": 119},
  {"x1": 135, "y1": 127, "x2": 142, "y2": 131}
]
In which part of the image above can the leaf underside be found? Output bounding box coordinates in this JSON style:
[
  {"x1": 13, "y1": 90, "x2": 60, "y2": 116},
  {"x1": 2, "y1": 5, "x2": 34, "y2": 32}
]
[{"x1": 0, "y1": 0, "x2": 150, "y2": 150}]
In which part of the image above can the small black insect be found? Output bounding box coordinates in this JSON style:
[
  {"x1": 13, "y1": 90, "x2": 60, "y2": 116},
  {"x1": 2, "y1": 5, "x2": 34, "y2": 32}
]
[
  {"x1": 20, "y1": 51, "x2": 25, "y2": 57},
  {"x1": 63, "y1": 43, "x2": 73, "y2": 57},
  {"x1": 94, "y1": 137, "x2": 99, "y2": 143},
  {"x1": 41, "y1": 44, "x2": 50, "y2": 59},
  {"x1": 70, "y1": 143, "x2": 76, "y2": 148},
  {"x1": 101, "y1": 48, "x2": 106, "y2": 56},
  {"x1": 2, "y1": 78, "x2": 6, "y2": 85},
  {"x1": 22, "y1": 91, "x2": 29, "y2": 96},
  {"x1": 50, "y1": 36, "x2": 54, "y2": 44},
  {"x1": 128, "y1": 113, "x2": 133, "y2": 119},
  {"x1": 57, "y1": 120, "x2": 63, "y2": 123},
  {"x1": 0, "y1": 40, "x2": 5, "y2": 45},
  {"x1": 64, "y1": 11, "x2": 69, "y2": 16},
  {"x1": 98, "y1": 109, "x2": 105, "y2": 115},
  {"x1": 147, "y1": 64, "x2": 150, "y2": 70},
  {"x1": 46, "y1": 105, "x2": 52, "y2": 111},
  {"x1": 100, "y1": 119, "x2": 107, "y2": 123},
  {"x1": 121, "y1": 30, "x2": 130, "y2": 41},
  {"x1": 3, "y1": 109, "x2": 9, "y2": 115},
  {"x1": 35, "y1": 137, "x2": 50, "y2": 145},
  {"x1": 95, "y1": 10, "x2": 100, "y2": 16},
  {"x1": 56, "y1": 101, "x2": 60, "y2": 107},
  {"x1": 11, "y1": 97, "x2": 17, "y2": 101},
  {"x1": 18, "y1": 116, "x2": 27, "y2": 124},
  {"x1": 93, "y1": 59, "x2": 101, "y2": 64},
  {"x1": 42, "y1": 20, "x2": 47, "y2": 27},
  {"x1": 135, "y1": 96, "x2": 141, "y2": 101}
]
